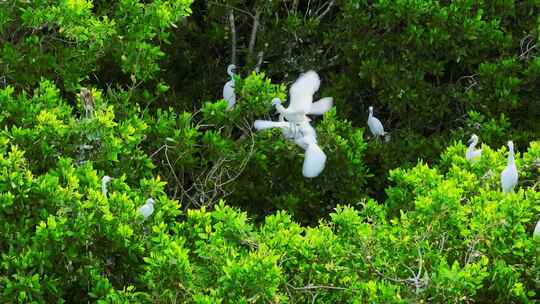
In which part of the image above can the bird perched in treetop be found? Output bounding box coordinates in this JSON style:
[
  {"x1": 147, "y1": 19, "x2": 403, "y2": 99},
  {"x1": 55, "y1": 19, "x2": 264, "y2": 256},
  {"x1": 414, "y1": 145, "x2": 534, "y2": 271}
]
[
  {"x1": 500, "y1": 141, "x2": 518, "y2": 194},
  {"x1": 101, "y1": 175, "x2": 112, "y2": 198},
  {"x1": 466, "y1": 134, "x2": 482, "y2": 162},
  {"x1": 223, "y1": 64, "x2": 236, "y2": 110},
  {"x1": 138, "y1": 198, "x2": 155, "y2": 220},
  {"x1": 367, "y1": 106, "x2": 387, "y2": 141}
]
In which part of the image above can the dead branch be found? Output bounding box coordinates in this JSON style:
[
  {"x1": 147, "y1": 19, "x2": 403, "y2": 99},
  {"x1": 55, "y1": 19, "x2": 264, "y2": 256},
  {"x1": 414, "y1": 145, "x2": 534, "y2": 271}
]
[
  {"x1": 228, "y1": 9, "x2": 237, "y2": 65},
  {"x1": 248, "y1": 6, "x2": 262, "y2": 59}
]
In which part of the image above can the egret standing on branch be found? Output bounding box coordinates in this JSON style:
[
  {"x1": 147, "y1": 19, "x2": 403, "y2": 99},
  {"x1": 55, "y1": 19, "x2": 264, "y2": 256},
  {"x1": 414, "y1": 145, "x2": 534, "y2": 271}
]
[
  {"x1": 139, "y1": 198, "x2": 155, "y2": 220},
  {"x1": 223, "y1": 64, "x2": 236, "y2": 110},
  {"x1": 500, "y1": 141, "x2": 518, "y2": 194},
  {"x1": 466, "y1": 134, "x2": 482, "y2": 162},
  {"x1": 367, "y1": 106, "x2": 387, "y2": 141}
]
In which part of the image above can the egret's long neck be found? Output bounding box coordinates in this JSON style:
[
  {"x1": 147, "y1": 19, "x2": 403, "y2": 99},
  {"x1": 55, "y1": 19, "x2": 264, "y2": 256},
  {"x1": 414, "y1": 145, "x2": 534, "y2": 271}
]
[
  {"x1": 368, "y1": 109, "x2": 373, "y2": 119},
  {"x1": 227, "y1": 68, "x2": 234, "y2": 78},
  {"x1": 508, "y1": 147, "x2": 515, "y2": 165},
  {"x1": 275, "y1": 102, "x2": 286, "y2": 115},
  {"x1": 469, "y1": 138, "x2": 478, "y2": 149}
]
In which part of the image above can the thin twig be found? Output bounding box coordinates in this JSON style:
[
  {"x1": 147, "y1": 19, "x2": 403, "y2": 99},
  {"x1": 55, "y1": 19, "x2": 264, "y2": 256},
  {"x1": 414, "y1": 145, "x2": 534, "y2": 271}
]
[{"x1": 316, "y1": 0, "x2": 335, "y2": 20}]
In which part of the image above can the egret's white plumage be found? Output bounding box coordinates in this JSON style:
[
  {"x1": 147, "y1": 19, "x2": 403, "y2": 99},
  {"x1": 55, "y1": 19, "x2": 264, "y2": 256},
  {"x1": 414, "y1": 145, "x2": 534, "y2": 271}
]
[
  {"x1": 254, "y1": 119, "x2": 326, "y2": 178},
  {"x1": 223, "y1": 64, "x2": 236, "y2": 110},
  {"x1": 253, "y1": 120, "x2": 290, "y2": 131},
  {"x1": 534, "y1": 219, "x2": 540, "y2": 238},
  {"x1": 308, "y1": 97, "x2": 334, "y2": 115},
  {"x1": 466, "y1": 134, "x2": 482, "y2": 162},
  {"x1": 367, "y1": 106, "x2": 386, "y2": 138},
  {"x1": 101, "y1": 175, "x2": 112, "y2": 198},
  {"x1": 500, "y1": 141, "x2": 518, "y2": 194},
  {"x1": 254, "y1": 70, "x2": 331, "y2": 178},
  {"x1": 294, "y1": 121, "x2": 326, "y2": 178},
  {"x1": 139, "y1": 198, "x2": 155, "y2": 220},
  {"x1": 272, "y1": 71, "x2": 333, "y2": 123}
]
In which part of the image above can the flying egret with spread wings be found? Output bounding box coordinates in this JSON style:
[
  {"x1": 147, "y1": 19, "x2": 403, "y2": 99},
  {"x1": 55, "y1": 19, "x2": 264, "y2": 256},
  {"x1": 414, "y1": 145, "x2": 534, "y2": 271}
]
[
  {"x1": 271, "y1": 71, "x2": 333, "y2": 124},
  {"x1": 254, "y1": 119, "x2": 326, "y2": 178},
  {"x1": 223, "y1": 64, "x2": 236, "y2": 110}
]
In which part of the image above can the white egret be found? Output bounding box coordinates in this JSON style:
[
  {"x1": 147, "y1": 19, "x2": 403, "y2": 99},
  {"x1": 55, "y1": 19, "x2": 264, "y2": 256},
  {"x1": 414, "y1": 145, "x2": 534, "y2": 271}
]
[
  {"x1": 223, "y1": 64, "x2": 236, "y2": 110},
  {"x1": 367, "y1": 106, "x2": 386, "y2": 139},
  {"x1": 101, "y1": 175, "x2": 112, "y2": 198},
  {"x1": 466, "y1": 134, "x2": 482, "y2": 162},
  {"x1": 271, "y1": 71, "x2": 333, "y2": 123},
  {"x1": 253, "y1": 119, "x2": 326, "y2": 178},
  {"x1": 138, "y1": 198, "x2": 155, "y2": 220},
  {"x1": 534, "y1": 219, "x2": 540, "y2": 238},
  {"x1": 500, "y1": 141, "x2": 518, "y2": 194},
  {"x1": 293, "y1": 121, "x2": 327, "y2": 178}
]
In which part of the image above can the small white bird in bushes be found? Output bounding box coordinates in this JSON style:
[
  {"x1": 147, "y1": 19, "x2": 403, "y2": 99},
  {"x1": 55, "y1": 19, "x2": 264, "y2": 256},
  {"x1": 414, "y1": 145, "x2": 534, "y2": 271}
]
[
  {"x1": 271, "y1": 71, "x2": 333, "y2": 124},
  {"x1": 500, "y1": 141, "x2": 518, "y2": 194},
  {"x1": 223, "y1": 64, "x2": 236, "y2": 110},
  {"x1": 466, "y1": 134, "x2": 482, "y2": 162},
  {"x1": 367, "y1": 106, "x2": 387, "y2": 141},
  {"x1": 139, "y1": 198, "x2": 155, "y2": 219},
  {"x1": 101, "y1": 175, "x2": 112, "y2": 198}
]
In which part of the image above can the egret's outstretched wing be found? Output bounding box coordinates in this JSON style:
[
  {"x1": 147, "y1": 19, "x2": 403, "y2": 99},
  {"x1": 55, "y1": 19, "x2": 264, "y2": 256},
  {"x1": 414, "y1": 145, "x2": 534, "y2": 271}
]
[
  {"x1": 309, "y1": 97, "x2": 333, "y2": 115},
  {"x1": 254, "y1": 120, "x2": 290, "y2": 131},
  {"x1": 289, "y1": 70, "x2": 320, "y2": 114},
  {"x1": 303, "y1": 143, "x2": 327, "y2": 178}
]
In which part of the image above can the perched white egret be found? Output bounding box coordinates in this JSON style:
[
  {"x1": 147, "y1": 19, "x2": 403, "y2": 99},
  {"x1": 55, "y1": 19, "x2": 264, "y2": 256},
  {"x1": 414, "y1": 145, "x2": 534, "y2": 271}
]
[
  {"x1": 138, "y1": 198, "x2": 155, "y2": 220},
  {"x1": 254, "y1": 119, "x2": 326, "y2": 178},
  {"x1": 367, "y1": 106, "x2": 386, "y2": 139},
  {"x1": 534, "y1": 219, "x2": 540, "y2": 238},
  {"x1": 271, "y1": 71, "x2": 333, "y2": 123},
  {"x1": 223, "y1": 64, "x2": 236, "y2": 110},
  {"x1": 101, "y1": 175, "x2": 112, "y2": 198},
  {"x1": 466, "y1": 134, "x2": 482, "y2": 162},
  {"x1": 500, "y1": 141, "x2": 518, "y2": 194}
]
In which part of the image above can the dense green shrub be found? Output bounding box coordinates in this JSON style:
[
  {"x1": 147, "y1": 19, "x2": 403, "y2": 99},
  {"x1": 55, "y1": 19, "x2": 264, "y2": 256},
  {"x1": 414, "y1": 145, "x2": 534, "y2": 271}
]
[
  {"x1": 2, "y1": 122, "x2": 540, "y2": 302},
  {"x1": 2, "y1": 1, "x2": 540, "y2": 302}
]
